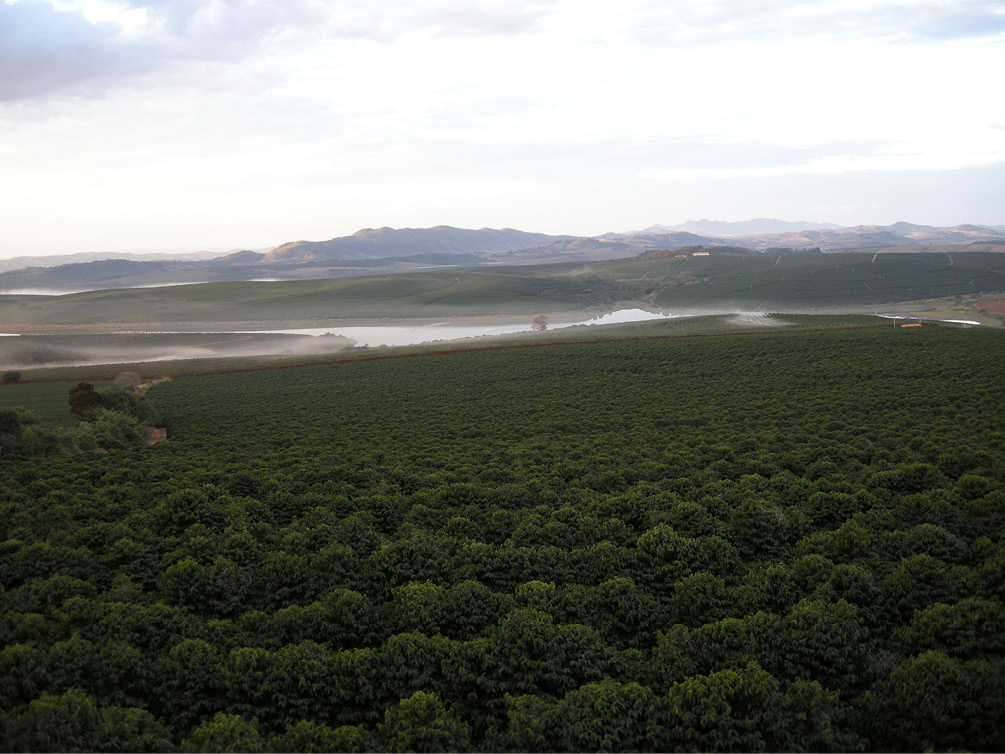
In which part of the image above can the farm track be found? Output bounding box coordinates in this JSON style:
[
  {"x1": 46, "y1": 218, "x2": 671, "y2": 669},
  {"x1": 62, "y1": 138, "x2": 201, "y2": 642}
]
[{"x1": 15, "y1": 323, "x2": 888, "y2": 384}]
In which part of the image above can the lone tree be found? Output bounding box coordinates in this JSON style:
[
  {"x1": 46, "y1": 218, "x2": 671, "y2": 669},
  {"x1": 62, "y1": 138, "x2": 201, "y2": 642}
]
[
  {"x1": 3, "y1": 371, "x2": 21, "y2": 384},
  {"x1": 532, "y1": 315, "x2": 548, "y2": 332},
  {"x1": 68, "y1": 382, "x2": 101, "y2": 417}
]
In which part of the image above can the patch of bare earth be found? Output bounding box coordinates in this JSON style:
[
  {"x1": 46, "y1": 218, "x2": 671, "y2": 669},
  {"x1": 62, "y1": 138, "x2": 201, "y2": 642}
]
[{"x1": 974, "y1": 299, "x2": 1005, "y2": 315}]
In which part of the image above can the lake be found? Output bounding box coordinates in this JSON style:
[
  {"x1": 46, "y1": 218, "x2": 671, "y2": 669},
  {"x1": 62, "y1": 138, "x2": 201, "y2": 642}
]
[{"x1": 224, "y1": 308, "x2": 685, "y2": 347}]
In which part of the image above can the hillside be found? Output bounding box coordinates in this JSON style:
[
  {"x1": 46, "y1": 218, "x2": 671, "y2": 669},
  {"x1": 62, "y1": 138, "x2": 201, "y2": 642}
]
[
  {"x1": 645, "y1": 219, "x2": 843, "y2": 236},
  {"x1": 3, "y1": 222, "x2": 1004, "y2": 292},
  {"x1": 731, "y1": 223, "x2": 1005, "y2": 250},
  {"x1": 0, "y1": 248, "x2": 232, "y2": 273},
  {"x1": 261, "y1": 226, "x2": 571, "y2": 263},
  {"x1": 1, "y1": 251, "x2": 1003, "y2": 333},
  {"x1": 593, "y1": 250, "x2": 1005, "y2": 310}
]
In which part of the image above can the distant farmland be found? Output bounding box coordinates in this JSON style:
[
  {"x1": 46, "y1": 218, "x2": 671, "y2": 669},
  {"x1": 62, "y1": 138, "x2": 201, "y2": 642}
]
[{"x1": 0, "y1": 251, "x2": 1002, "y2": 332}]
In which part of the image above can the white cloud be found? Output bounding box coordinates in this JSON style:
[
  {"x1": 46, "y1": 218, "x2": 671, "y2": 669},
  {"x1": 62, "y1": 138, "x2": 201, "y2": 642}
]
[
  {"x1": 0, "y1": 0, "x2": 1003, "y2": 256},
  {"x1": 5, "y1": 0, "x2": 998, "y2": 102},
  {"x1": 640, "y1": 149, "x2": 1005, "y2": 181},
  {"x1": 613, "y1": 0, "x2": 1005, "y2": 45},
  {"x1": 0, "y1": 1, "x2": 145, "y2": 100},
  {"x1": 0, "y1": 0, "x2": 378, "y2": 101},
  {"x1": 409, "y1": 1, "x2": 550, "y2": 36}
]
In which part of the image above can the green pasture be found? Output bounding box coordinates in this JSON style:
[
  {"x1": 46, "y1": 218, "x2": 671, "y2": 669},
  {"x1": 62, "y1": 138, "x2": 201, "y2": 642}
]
[
  {"x1": 1, "y1": 252, "x2": 1002, "y2": 332},
  {"x1": 0, "y1": 271, "x2": 591, "y2": 330},
  {"x1": 577, "y1": 251, "x2": 1005, "y2": 310}
]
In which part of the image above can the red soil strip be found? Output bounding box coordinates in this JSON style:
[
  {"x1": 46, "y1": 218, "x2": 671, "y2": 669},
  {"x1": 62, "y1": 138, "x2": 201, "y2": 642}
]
[{"x1": 974, "y1": 299, "x2": 1005, "y2": 315}]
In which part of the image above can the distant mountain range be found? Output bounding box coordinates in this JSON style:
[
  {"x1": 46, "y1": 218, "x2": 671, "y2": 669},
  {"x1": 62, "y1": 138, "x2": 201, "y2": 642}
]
[
  {"x1": 726, "y1": 222, "x2": 1005, "y2": 250},
  {"x1": 2, "y1": 221, "x2": 1003, "y2": 292},
  {"x1": 631, "y1": 219, "x2": 844, "y2": 236},
  {"x1": 259, "y1": 226, "x2": 569, "y2": 263},
  {"x1": 0, "y1": 248, "x2": 233, "y2": 274}
]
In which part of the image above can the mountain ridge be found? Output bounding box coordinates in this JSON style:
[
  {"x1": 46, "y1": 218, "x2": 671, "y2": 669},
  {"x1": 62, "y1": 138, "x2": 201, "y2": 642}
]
[
  {"x1": 260, "y1": 226, "x2": 572, "y2": 264},
  {"x1": 653, "y1": 218, "x2": 844, "y2": 236},
  {"x1": 0, "y1": 248, "x2": 235, "y2": 273},
  {"x1": 2, "y1": 221, "x2": 1003, "y2": 292}
]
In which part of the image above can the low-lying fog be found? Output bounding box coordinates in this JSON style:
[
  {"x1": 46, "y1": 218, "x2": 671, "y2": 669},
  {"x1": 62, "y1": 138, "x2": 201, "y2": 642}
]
[
  {"x1": 0, "y1": 332, "x2": 355, "y2": 370},
  {"x1": 246, "y1": 308, "x2": 684, "y2": 347},
  {"x1": 0, "y1": 309, "x2": 686, "y2": 369},
  {"x1": 0, "y1": 309, "x2": 806, "y2": 370}
]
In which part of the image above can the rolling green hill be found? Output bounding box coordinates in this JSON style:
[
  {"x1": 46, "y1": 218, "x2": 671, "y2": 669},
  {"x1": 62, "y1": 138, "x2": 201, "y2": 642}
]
[
  {"x1": 0, "y1": 251, "x2": 1002, "y2": 332},
  {"x1": 568, "y1": 250, "x2": 1005, "y2": 310}
]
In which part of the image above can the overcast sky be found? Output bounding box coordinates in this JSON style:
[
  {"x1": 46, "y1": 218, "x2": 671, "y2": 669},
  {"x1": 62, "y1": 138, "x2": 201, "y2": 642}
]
[{"x1": 1, "y1": 0, "x2": 1003, "y2": 257}]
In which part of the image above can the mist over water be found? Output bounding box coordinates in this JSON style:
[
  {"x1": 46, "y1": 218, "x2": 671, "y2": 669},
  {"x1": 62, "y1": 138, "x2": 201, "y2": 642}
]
[
  {"x1": 729, "y1": 312, "x2": 784, "y2": 326},
  {"x1": 0, "y1": 310, "x2": 687, "y2": 370},
  {"x1": 4, "y1": 308, "x2": 985, "y2": 370},
  {"x1": 0, "y1": 282, "x2": 212, "y2": 296},
  {"x1": 0, "y1": 288, "x2": 99, "y2": 296},
  {"x1": 0, "y1": 333, "x2": 355, "y2": 370},
  {"x1": 237, "y1": 309, "x2": 685, "y2": 347}
]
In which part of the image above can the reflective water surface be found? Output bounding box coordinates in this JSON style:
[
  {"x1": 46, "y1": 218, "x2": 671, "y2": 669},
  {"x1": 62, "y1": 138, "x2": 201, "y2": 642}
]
[{"x1": 236, "y1": 309, "x2": 684, "y2": 347}]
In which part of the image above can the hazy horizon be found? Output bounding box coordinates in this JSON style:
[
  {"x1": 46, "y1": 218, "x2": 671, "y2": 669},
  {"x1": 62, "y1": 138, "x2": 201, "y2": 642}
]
[
  {"x1": 4, "y1": 216, "x2": 1005, "y2": 264},
  {"x1": 2, "y1": 0, "x2": 1003, "y2": 259}
]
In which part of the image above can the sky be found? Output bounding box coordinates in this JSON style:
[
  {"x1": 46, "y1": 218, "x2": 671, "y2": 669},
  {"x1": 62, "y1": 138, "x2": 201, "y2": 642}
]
[{"x1": 1, "y1": 0, "x2": 1003, "y2": 258}]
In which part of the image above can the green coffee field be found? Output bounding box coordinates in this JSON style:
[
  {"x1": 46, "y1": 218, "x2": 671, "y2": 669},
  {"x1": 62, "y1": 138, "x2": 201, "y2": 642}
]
[{"x1": 1, "y1": 325, "x2": 1003, "y2": 751}]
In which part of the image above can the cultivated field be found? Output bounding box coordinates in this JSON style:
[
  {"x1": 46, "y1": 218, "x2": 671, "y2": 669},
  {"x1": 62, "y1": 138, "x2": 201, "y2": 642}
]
[
  {"x1": 3, "y1": 313, "x2": 892, "y2": 384},
  {"x1": 1, "y1": 252, "x2": 1002, "y2": 333},
  {"x1": 1, "y1": 326, "x2": 1002, "y2": 751}
]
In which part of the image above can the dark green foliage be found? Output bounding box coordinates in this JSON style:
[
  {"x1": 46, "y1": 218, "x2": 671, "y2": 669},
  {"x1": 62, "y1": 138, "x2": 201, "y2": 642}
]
[
  {"x1": 68, "y1": 381, "x2": 101, "y2": 416},
  {"x1": 1, "y1": 401, "x2": 150, "y2": 457},
  {"x1": 0, "y1": 406, "x2": 28, "y2": 452},
  {"x1": 781, "y1": 600, "x2": 866, "y2": 688},
  {"x1": 86, "y1": 408, "x2": 149, "y2": 450},
  {"x1": 551, "y1": 680, "x2": 659, "y2": 752},
  {"x1": 270, "y1": 720, "x2": 375, "y2": 753},
  {"x1": 181, "y1": 712, "x2": 265, "y2": 753},
  {"x1": 97, "y1": 706, "x2": 175, "y2": 753},
  {"x1": 97, "y1": 386, "x2": 157, "y2": 424},
  {"x1": 377, "y1": 691, "x2": 470, "y2": 753},
  {"x1": 1, "y1": 326, "x2": 1003, "y2": 751},
  {"x1": 893, "y1": 597, "x2": 1005, "y2": 659},
  {"x1": 663, "y1": 662, "x2": 784, "y2": 751},
  {"x1": 4, "y1": 689, "x2": 103, "y2": 753},
  {"x1": 3, "y1": 370, "x2": 21, "y2": 384},
  {"x1": 661, "y1": 663, "x2": 861, "y2": 752},
  {"x1": 870, "y1": 651, "x2": 1005, "y2": 752}
]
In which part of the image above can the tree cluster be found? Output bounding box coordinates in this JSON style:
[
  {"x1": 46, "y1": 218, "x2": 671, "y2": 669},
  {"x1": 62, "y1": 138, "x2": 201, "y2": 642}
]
[
  {"x1": 1, "y1": 377, "x2": 157, "y2": 459},
  {"x1": 69, "y1": 382, "x2": 157, "y2": 425}
]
